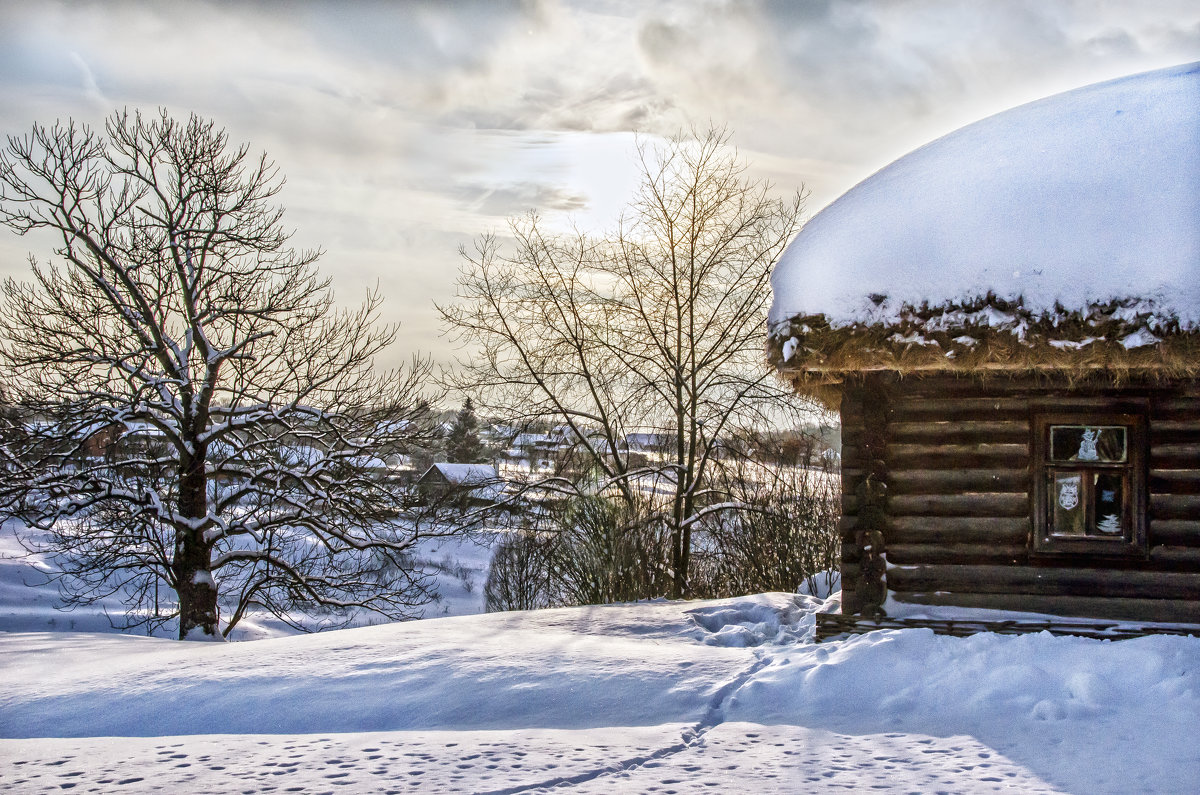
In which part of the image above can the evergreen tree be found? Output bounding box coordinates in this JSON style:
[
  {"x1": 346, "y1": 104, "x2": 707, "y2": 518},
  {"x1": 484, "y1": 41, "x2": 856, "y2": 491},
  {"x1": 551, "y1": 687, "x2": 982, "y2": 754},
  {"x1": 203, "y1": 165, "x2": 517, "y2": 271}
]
[{"x1": 446, "y1": 398, "x2": 485, "y2": 463}]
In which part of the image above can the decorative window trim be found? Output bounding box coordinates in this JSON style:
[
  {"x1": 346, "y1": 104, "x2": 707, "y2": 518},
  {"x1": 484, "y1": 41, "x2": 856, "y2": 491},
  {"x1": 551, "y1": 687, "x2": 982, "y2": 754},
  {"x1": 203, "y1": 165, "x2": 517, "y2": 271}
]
[{"x1": 1031, "y1": 400, "x2": 1148, "y2": 557}]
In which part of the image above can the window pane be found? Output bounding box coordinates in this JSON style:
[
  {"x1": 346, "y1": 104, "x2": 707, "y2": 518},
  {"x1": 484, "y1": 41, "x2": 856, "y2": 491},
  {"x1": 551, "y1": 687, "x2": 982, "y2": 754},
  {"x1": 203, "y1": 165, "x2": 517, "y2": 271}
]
[
  {"x1": 1051, "y1": 471, "x2": 1086, "y2": 536},
  {"x1": 1050, "y1": 426, "x2": 1126, "y2": 463},
  {"x1": 1091, "y1": 471, "x2": 1125, "y2": 537}
]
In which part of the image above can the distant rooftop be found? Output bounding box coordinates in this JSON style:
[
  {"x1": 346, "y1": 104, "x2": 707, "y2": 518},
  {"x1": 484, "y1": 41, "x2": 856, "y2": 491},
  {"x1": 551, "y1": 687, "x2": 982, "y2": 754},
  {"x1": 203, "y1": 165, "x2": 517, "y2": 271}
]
[{"x1": 424, "y1": 463, "x2": 498, "y2": 485}]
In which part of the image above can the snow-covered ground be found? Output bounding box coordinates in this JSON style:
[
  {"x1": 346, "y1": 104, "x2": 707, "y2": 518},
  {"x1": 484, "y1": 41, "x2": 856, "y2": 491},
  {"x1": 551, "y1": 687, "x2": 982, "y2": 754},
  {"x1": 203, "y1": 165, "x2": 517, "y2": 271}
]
[
  {"x1": 2, "y1": 521, "x2": 1199, "y2": 793},
  {"x1": 2, "y1": 598, "x2": 1199, "y2": 791}
]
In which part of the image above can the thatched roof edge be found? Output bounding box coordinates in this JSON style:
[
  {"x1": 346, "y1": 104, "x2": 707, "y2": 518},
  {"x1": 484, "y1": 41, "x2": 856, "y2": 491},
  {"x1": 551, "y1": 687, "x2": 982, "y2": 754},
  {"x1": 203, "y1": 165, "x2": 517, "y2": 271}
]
[{"x1": 768, "y1": 295, "x2": 1200, "y2": 404}]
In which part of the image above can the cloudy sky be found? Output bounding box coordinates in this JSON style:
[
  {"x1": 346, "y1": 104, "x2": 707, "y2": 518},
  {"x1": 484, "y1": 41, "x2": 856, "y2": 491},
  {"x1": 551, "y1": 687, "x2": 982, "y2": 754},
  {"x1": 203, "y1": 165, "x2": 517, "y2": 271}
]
[{"x1": 1, "y1": 0, "x2": 1198, "y2": 364}]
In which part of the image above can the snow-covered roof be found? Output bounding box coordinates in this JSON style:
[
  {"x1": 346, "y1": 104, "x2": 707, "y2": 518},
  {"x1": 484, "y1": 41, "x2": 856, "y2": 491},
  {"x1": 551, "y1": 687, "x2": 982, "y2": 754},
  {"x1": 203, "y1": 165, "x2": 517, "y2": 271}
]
[
  {"x1": 343, "y1": 454, "x2": 391, "y2": 471},
  {"x1": 512, "y1": 433, "x2": 562, "y2": 448},
  {"x1": 424, "y1": 463, "x2": 498, "y2": 485},
  {"x1": 624, "y1": 432, "x2": 671, "y2": 451},
  {"x1": 769, "y1": 61, "x2": 1200, "y2": 332},
  {"x1": 768, "y1": 62, "x2": 1200, "y2": 383},
  {"x1": 120, "y1": 420, "x2": 167, "y2": 437},
  {"x1": 280, "y1": 445, "x2": 325, "y2": 467}
]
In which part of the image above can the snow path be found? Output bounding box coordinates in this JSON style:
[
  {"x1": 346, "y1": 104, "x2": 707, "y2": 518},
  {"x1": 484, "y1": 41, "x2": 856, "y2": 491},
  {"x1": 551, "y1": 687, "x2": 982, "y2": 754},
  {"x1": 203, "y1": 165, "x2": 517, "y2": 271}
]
[{"x1": 477, "y1": 653, "x2": 774, "y2": 794}]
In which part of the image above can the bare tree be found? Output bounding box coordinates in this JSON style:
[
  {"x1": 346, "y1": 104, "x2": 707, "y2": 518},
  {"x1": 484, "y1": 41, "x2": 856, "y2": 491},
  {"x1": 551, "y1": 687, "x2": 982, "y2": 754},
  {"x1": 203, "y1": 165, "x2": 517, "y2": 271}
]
[
  {"x1": 483, "y1": 531, "x2": 553, "y2": 612},
  {"x1": 0, "y1": 109, "x2": 439, "y2": 639},
  {"x1": 442, "y1": 127, "x2": 808, "y2": 599},
  {"x1": 696, "y1": 432, "x2": 841, "y2": 598}
]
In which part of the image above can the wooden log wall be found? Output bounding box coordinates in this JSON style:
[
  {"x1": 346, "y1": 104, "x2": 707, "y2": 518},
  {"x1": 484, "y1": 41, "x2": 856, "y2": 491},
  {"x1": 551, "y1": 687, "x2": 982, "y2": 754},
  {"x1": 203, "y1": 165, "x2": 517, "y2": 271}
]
[
  {"x1": 838, "y1": 374, "x2": 1200, "y2": 624},
  {"x1": 840, "y1": 374, "x2": 889, "y2": 616}
]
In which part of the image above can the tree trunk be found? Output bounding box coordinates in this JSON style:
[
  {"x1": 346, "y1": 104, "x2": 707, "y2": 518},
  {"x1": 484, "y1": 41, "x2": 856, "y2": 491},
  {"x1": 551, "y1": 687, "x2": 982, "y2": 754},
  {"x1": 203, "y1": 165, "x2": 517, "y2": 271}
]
[
  {"x1": 679, "y1": 489, "x2": 694, "y2": 598},
  {"x1": 670, "y1": 523, "x2": 684, "y2": 599},
  {"x1": 670, "y1": 486, "x2": 693, "y2": 599},
  {"x1": 174, "y1": 449, "x2": 218, "y2": 639}
]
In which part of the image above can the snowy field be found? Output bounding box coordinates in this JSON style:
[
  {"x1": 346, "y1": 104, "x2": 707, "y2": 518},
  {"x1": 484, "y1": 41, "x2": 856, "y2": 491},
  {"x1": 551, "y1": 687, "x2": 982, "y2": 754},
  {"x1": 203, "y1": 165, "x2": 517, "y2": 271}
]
[{"x1": 2, "y1": 524, "x2": 1200, "y2": 793}]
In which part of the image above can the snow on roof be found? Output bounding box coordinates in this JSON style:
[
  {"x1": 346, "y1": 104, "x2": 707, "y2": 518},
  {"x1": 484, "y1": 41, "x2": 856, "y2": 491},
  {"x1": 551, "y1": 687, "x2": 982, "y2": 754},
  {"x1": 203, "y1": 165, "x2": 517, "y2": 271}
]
[
  {"x1": 343, "y1": 454, "x2": 391, "y2": 471},
  {"x1": 281, "y1": 445, "x2": 325, "y2": 467},
  {"x1": 512, "y1": 432, "x2": 561, "y2": 447},
  {"x1": 426, "y1": 463, "x2": 498, "y2": 485},
  {"x1": 120, "y1": 420, "x2": 166, "y2": 437},
  {"x1": 624, "y1": 432, "x2": 671, "y2": 450},
  {"x1": 769, "y1": 61, "x2": 1200, "y2": 333}
]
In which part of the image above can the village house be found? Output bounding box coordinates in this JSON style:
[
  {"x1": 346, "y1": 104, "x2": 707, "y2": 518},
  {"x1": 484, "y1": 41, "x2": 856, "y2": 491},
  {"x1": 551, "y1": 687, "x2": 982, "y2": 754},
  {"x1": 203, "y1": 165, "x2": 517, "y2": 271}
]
[
  {"x1": 768, "y1": 63, "x2": 1200, "y2": 634},
  {"x1": 415, "y1": 462, "x2": 504, "y2": 508}
]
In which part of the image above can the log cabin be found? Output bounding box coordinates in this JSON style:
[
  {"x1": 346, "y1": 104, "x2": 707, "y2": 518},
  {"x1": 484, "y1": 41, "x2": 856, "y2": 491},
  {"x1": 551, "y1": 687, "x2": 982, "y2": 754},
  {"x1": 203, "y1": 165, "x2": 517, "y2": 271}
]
[
  {"x1": 768, "y1": 62, "x2": 1200, "y2": 633},
  {"x1": 416, "y1": 463, "x2": 503, "y2": 508}
]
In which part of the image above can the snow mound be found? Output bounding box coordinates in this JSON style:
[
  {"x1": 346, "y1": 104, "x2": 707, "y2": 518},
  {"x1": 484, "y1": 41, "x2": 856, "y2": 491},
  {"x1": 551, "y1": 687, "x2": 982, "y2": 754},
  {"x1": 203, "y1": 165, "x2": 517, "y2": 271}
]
[
  {"x1": 769, "y1": 61, "x2": 1200, "y2": 331},
  {"x1": 726, "y1": 628, "x2": 1196, "y2": 725},
  {"x1": 686, "y1": 594, "x2": 821, "y2": 646},
  {"x1": 797, "y1": 570, "x2": 840, "y2": 599}
]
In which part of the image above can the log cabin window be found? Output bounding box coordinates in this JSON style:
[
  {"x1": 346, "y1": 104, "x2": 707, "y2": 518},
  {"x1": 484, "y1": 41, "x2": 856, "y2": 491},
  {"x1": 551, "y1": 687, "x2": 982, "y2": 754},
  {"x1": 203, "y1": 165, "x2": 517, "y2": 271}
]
[{"x1": 1033, "y1": 409, "x2": 1147, "y2": 556}]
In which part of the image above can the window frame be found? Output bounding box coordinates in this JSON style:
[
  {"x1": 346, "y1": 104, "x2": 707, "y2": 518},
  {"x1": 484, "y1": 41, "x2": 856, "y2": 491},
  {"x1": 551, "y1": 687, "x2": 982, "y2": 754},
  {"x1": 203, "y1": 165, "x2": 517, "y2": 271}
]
[{"x1": 1031, "y1": 402, "x2": 1148, "y2": 557}]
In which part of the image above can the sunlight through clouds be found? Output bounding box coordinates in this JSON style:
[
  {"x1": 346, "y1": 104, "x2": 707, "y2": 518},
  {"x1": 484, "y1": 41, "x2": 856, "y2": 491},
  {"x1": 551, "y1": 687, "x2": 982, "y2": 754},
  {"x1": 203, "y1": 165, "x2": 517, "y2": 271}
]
[{"x1": 0, "y1": 0, "x2": 1197, "y2": 364}]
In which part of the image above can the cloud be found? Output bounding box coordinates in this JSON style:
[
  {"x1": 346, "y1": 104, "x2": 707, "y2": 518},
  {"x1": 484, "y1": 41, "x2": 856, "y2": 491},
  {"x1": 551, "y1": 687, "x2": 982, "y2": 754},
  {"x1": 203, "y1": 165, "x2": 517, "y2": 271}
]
[
  {"x1": 449, "y1": 181, "x2": 589, "y2": 217},
  {"x1": 0, "y1": 0, "x2": 1197, "y2": 366},
  {"x1": 67, "y1": 51, "x2": 107, "y2": 108},
  {"x1": 1083, "y1": 29, "x2": 1142, "y2": 58}
]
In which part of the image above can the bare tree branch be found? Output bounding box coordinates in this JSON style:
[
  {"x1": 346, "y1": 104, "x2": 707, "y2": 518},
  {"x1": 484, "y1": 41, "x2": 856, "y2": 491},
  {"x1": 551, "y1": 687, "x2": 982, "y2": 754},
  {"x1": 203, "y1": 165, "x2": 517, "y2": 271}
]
[
  {"x1": 441, "y1": 126, "x2": 813, "y2": 598},
  {"x1": 0, "y1": 109, "x2": 441, "y2": 639}
]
